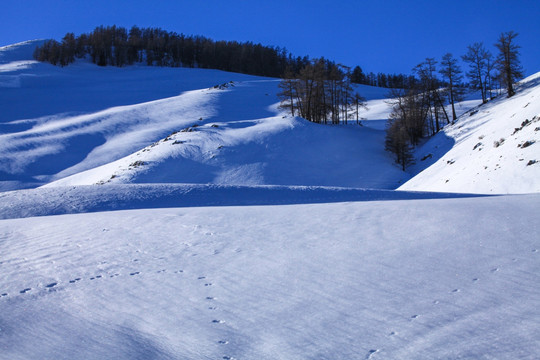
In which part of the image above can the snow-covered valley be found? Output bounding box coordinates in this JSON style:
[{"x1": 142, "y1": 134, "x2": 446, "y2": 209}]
[{"x1": 1, "y1": 41, "x2": 539, "y2": 359}]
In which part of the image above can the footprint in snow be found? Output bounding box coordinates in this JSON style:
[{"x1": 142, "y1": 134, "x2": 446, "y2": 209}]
[
  {"x1": 212, "y1": 319, "x2": 225, "y2": 324},
  {"x1": 366, "y1": 349, "x2": 379, "y2": 359},
  {"x1": 472, "y1": 278, "x2": 479, "y2": 282},
  {"x1": 129, "y1": 272, "x2": 140, "y2": 276},
  {"x1": 491, "y1": 268, "x2": 499, "y2": 273},
  {"x1": 451, "y1": 289, "x2": 460, "y2": 293},
  {"x1": 69, "y1": 278, "x2": 82, "y2": 283},
  {"x1": 45, "y1": 282, "x2": 57, "y2": 288},
  {"x1": 89, "y1": 275, "x2": 103, "y2": 280},
  {"x1": 1, "y1": 293, "x2": 8, "y2": 297},
  {"x1": 218, "y1": 340, "x2": 229, "y2": 344},
  {"x1": 20, "y1": 288, "x2": 31, "y2": 294},
  {"x1": 411, "y1": 314, "x2": 419, "y2": 319}
]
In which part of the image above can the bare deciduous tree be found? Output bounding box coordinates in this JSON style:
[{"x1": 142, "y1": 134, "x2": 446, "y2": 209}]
[{"x1": 495, "y1": 31, "x2": 523, "y2": 97}]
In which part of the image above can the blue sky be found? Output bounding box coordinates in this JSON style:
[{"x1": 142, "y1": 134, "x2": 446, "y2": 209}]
[{"x1": 2, "y1": 0, "x2": 539, "y2": 77}]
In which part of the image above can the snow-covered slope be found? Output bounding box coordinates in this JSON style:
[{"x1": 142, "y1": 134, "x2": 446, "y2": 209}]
[
  {"x1": 1, "y1": 40, "x2": 539, "y2": 360},
  {"x1": 0, "y1": 41, "x2": 409, "y2": 192},
  {"x1": 401, "y1": 73, "x2": 540, "y2": 194}
]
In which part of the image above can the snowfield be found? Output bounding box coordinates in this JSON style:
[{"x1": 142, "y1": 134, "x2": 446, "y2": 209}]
[
  {"x1": 1, "y1": 40, "x2": 539, "y2": 359},
  {"x1": 1, "y1": 196, "x2": 539, "y2": 359}
]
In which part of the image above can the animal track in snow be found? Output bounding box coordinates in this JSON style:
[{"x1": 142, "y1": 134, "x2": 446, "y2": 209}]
[
  {"x1": 20, "y1": 288, "x2": 31, "y2": 294},
  {"x1": 129, "y1": 272, "x2": 140, "y2": 276},
  {"x1": 451, "y1": 289, "x2": 460, "y2": 293},
  {"x1": 45, "y1": 282, "x2": 57, "y2": 288},
  {"x1": 490, "y1": 268, "x2": 499, "y2": 273},
  {"x1": 212, "y1": 319, "x2": 225, "y2": 324},
  {"x1": 366, "y1": 349, "x2": 379, "y2": 359},
  {"x1": 218, "y1": 340, "x2": 229, "y2": 344}
]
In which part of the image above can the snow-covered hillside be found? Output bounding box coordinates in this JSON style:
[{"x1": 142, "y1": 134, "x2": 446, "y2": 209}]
[
  {"x1": 0, "y1": 41, "x2": 409, "y2": 192},
  {"x1": 401, "y1": 73, "x2": 540, "y2": 194},
  {"x1": 1, "y1": 40, "x2": 539, "y2": 360}
]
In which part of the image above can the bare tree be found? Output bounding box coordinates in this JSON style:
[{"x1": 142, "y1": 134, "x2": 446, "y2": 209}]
[
  {"x1": 277, "y1": 68, "x2": 297, "y2": 116},
  {"x1": 352, "y1": 92, "x2": 366, "y2": 125},
  {"x1": 495, "y1": 31, "x2": 523, "y2": 97},
  {"x1": 385, "y1": 115, "x2": 415, "y2": 171},
  {"x1": 462, "y1": 43, "x2": 491, "y2": 103},
  {"x1": 439, "y1": 53, "x2": 464, "y2": 122},
  {"x1": 414, "y1": 58, "x2": 449, "y2": 134}
]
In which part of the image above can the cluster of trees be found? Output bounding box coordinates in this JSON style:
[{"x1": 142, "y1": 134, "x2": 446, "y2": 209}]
[
  {"x1": 34, "y1": 25, "x2": 417, "y2": 90},
  {"x1": 33, "y1": 25, "x2": 313, "y2": 78},
  {"x1": 278, "y1": 58, "x2": 366, "y2": 124},
  {"x1": 34, "y1": 26, "x2": 524, "y2": 172},
  {"x1": 350, "y1": 66, "x2": 417, "y2": 89},
  {"x1": 385, "y1": 31, "x2": 523, "y2": 170}
]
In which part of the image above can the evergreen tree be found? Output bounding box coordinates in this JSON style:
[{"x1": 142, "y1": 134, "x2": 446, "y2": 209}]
[{"x1": 350, "y1": 65, "x2": 365, "y2": 84}]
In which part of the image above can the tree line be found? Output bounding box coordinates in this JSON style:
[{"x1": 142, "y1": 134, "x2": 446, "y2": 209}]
[
  {"x1": 384, "y1": 31, "x2": 523, "y2": 170},
  {"x1": 34, "y1": 25, "x2": 305, "y2": 78},
  {"x1": 33, "y1": 25, "x2": 413, "y2": 88},
  {"x1": 350, "y1": 66, "x2": 417, "y2": 89}
]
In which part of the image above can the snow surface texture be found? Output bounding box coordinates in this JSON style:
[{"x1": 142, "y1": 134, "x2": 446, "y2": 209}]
[
  {"x1": 1, "y1": 41, "x2": 540, "y2": 359},
  {"x1": 1, "y1": 196, "x2": 539, "y2": 359}
]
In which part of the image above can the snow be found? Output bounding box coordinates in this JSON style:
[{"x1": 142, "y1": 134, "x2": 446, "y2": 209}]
[
  {"x1": 400, "y1": 75, "x2": 540, "y2": 194},
  {"x1": 1, "y1": 40, "x2": 539, "y2": 359},
  {"x1": 1, "y1": 195, "x2": 539, "y2": 359},
  {"x1": 0, "y1": 41, "x2": 410, "y2": 192}
]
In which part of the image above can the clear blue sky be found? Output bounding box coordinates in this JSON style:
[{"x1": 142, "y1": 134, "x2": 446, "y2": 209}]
[{"x1": 2, "y1": 0, "x2": 539, "y2": 77}]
